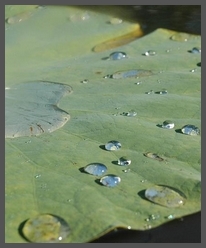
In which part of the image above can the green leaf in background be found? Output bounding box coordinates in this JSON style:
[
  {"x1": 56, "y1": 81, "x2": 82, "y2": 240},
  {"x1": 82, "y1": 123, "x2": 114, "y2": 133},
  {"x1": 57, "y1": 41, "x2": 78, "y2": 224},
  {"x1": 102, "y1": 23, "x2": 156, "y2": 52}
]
[{"x1": 5, "y1": 5, "x2": 201, "y2": 243}]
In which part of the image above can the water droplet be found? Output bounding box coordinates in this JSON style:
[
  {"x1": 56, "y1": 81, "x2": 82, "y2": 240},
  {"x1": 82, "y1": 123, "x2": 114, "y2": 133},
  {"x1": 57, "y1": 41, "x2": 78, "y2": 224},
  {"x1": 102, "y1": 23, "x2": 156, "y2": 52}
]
[
  {"x1": 181, "y1": 124, "x2": 200, "y2": 135},
  {"x1": 143, "y1": 50, "x2": 156, "y2": 56},
  {"x1": 122, "y1": 169, "x2": 131, "y2": 173},
  {"x1": 105, "y1": 69, "x2": 154, "y2": 79},
  {"x1": 118, "y1": 156, "x2": 131, "y2": 166},
  {"x1": 22, "y1": 214, "x2": 70, "y2": 243},
  {"x1": 135, "y1": 81, "x2": 142, "y2": 85},
  {"x1": 100, "y1": 175, "x2": 121, "y2": 187},
  {"x1": 144, "y1": 152, "x2": 164, "y2": 162},
  {"x1": 190, "y1": 69, "x2": 197, "y2": 72},
  {"x1": 155, "y1": 90, "x2": 168, "y2": 94},
  {"x1": 81, "y1": 79, "x2": 88, "y2": 84},
  {"x1": 122, "y1": 110, "x2": 137, "y2": 117},
  {"x1": 83, "y1": 163, "x2": 107, "y2": 176},
  {"x1": 109, "y1": 17, "x2": 123, "y2": 25},
  {"x1": 145, "y1": 214, "x2": 160, "y2": 222},
  {"x1": 161, "y1": 120, "x2": 175, "y2": 129},
  {"x1": 189, "y1": 47, "x2": 201, "y2": 54},
  {"x1": 34, "y1": 174, "x2": 41, "y2": 179},
  {"x1": 166, "y1": 214, "x2": 175, "y2": 220},
  {"x1": 145, "y1": 185, "x2": 186, "y2": 208},
  {"x1": 108, "y1": 52, "x2": 127, "y2": 60},
  {"x1": 6, "y1": 11, "x2": 33, "y2": 24},
  {"x1": 170, "y1": 33, "x2": 189, "y2": 41},
  {"x1": 69, "y1": 11, "x2": 90, "y2": 22},
  {"x1": 145, "y1": 90, "x2": 154, "y2": 94},
  {"x1": 105, "y1": 140, "x2": 121, "y2": 151}
]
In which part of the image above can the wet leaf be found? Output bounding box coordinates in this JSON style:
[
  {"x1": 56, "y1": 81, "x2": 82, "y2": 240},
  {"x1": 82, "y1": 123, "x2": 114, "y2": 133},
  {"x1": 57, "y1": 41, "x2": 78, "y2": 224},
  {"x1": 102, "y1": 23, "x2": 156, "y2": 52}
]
[{"x1": 5, "y1": 5, "x2": 201, "y2": 243}]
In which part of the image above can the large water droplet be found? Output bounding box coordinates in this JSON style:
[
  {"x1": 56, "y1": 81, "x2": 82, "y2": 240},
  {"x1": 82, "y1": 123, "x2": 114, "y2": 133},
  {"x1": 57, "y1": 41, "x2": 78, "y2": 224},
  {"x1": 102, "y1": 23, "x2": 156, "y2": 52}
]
[
  {"x1": 104, "y1": 69, "x2": 154, "y2": 79},
  {"x1": 83, "y1": 163, "x2": 107, "y2": 176},
  {"x1": 100, "y1": 175, "x2": 121, "y2": 187},
  {"x1": 144, "y1": 185, "x2": 186, "y2": 208},
  {"x1": 181, "y1": 124, "x2": 200, "y2": 135},
  {"x1": 161, "y1": 120, "x2": 175, "y2": 129},
  {"x1": 5, "y1": 81, "x2": 72, "y2": 139},
  {"x1": 105, "y1": 140, "x2": 121, "y2": 151},
  {"x1": 118, "y1": 156, "x2": 131, "y2": 166},
  {"x1": 108, "y1": 17, "x2": 123, "y2": 25},
  {"x1": 22, "y1": 214, "x2": 70, "y2": 243}
]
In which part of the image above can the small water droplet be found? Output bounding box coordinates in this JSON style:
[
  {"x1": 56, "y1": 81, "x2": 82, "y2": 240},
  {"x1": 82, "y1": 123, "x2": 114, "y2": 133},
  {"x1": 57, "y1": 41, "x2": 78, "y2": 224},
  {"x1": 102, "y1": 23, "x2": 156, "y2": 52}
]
[
  {"x1": 25, "y1": 140, "x2": 32, "y2": 143},
  {"x1": 81, "y1": 79, "x2": 88, "y2": 84},
  {"x1": 122, "y1": 169, "x2": 131, "y2": 173},
  {"x1": 145, "y1": 214, "x2": 160, "y2": 221},
  {"x1": 166, "y1": 214, "x2": 175, "y2": 220},
  {"x1": 83, "y1": 163, "x2": 107, "y2": 176},
  {"x1": 189, "y1": 47, "x2": 201, "y2": 54},
  {"x1": 118, "y1": 156, "x2": 131, "y2": 166},
  {"x1": 140, "y1": 179, "x2": 147, "y2": 183},
  {"x1": 181, "y1": 124, "x2": 200, "y2": 135},
  {"x1": 107, "y1": 51, "x2": 127, "y2": 60},
  {"x1": 105, "y1": 69, "x2": 154, "y2": 79},
  {"x1": 34, "y1": 174, "x2": 41, "y2": 179},
  {"x1": 190, "y1": 69, "x2": 197, "y2": 72},
  {"x1": 143, "y1": 50, "x2": 156, "y2": 56},
  {"x1": 69, "y1": 11, "x2": 90, "y2": 22},
  {"x1": 145, "y1": 90, "x2": 154, "y2": 94},
  {"x1": 105, "y1": 140, "x2": 121, "y2": 151},
  {"x1": 161, "y1": 120, "x2": 175, "y2": 129},
  {"x1": 122, "y1": 110, "x2": 137, "y2": 117},
  {"x1": 135, "y1": 81, "x2": 142, "y2": 85},
  {"x1": 100, "y1": 175, "x2": 121, "y2": 187},
  {"x1": 144, "y1": 152, "x2": 164, "y2": 162},
  {"x1": 21, "y1": 214, "x2": 70, "y2": 243},
  {"x1": 145, "y1": 185, "x2": 186, "y2": 208},
  {"x1": 109, "y1": 17, "x2": 123, "y2": 25},
  {"x1": 155, "y1": 90, "x2": 168, "y2": 94}
]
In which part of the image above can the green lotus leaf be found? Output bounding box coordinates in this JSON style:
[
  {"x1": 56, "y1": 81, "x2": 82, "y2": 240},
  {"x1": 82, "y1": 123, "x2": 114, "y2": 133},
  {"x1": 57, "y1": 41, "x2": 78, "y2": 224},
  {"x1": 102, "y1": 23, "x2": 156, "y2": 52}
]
[{"x1": 5, "y1": 5, "x2": 201, "y2": 243}]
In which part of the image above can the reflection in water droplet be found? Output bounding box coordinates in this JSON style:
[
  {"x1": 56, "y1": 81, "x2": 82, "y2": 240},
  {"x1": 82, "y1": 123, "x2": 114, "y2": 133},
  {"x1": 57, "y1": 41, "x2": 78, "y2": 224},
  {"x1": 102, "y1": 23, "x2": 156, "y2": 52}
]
[
  {"x1": 145, "y1": 185, "x2": 186, "y2": 208},
  {"x1": 105, "y1": 69, "x2": 154, "y2": 79},
  {"x1": 22, "y1": 214, "x2": 70, "y2": 243},
  {"x1": 105, "y1": 140, "x2": 121, "y2": 151},
  {"x1": 143, "y1": 50, "x2": 156, "y2": 56},
  {"x1": 161, "y1": 120, "x2": 175, "y2": 129},
  {"x1": 181, "y1": 124, "x2": 200, "y2": 135},
  {"x1": 100, "y1": 175, "x2": 121, "y2": 187},
  {"x1": 122, "y1": 110, "x2": 137, "y2": 117},
  {"x1": 83, "y1": 163, "x2": 107, "y2": 176},
  {"x1": 118, "y1": 156, "x2": 131, "y2": 166}
]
